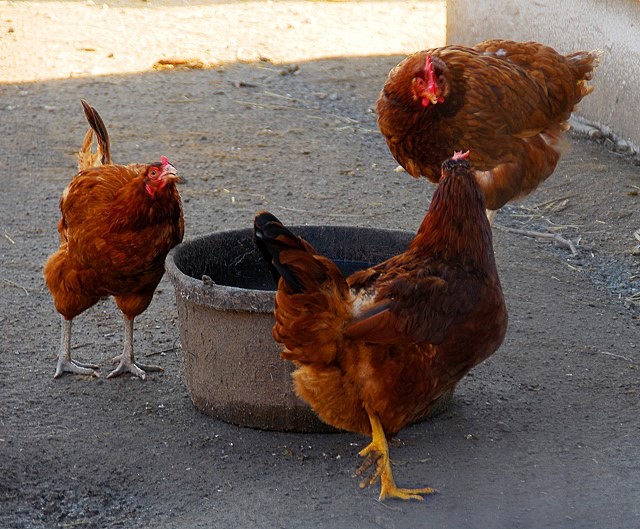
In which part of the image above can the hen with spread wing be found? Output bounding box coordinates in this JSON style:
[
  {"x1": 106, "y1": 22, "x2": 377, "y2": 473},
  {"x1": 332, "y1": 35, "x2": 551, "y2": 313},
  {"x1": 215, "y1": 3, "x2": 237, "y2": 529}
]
[
  {"x1": 254, "y1": 152, "x2": 507, "y2": 500},
  {"x1": 43, "y1": 101, "x2": 184, "y2": 380}
]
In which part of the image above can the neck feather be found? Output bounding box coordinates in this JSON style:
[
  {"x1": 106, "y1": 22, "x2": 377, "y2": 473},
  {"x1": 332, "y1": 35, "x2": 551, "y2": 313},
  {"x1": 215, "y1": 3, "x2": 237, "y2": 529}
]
[{"x1": 411, "y1": 173, "x2": 494, "y2": 268}]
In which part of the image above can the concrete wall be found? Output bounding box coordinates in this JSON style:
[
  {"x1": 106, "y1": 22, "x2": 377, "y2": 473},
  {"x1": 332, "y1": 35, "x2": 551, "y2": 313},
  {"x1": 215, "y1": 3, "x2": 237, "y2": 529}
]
[{"x1": 446, "y1": 0, "x2": 640, "y2": 151}]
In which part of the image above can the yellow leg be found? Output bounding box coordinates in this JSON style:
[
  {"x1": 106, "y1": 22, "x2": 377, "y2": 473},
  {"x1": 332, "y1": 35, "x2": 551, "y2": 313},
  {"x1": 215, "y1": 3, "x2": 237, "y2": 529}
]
[{"x1": 356, "y1": 413, "x2": 437, "y2": 501}]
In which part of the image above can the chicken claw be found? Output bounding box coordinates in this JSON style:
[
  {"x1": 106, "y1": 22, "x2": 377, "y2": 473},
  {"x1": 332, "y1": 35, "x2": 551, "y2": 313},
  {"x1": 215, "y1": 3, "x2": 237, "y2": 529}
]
[
  {"x1": 107, "y1": 354, "x2": 163, "y2": 380},
  {"x1": 357, "y1": 413, "x2": 438, "y2": 501},
  {"x1": 53, "y1": 317, "x2": 100, "y2": 379},
  {"x1": 106, "y1": 316, "x2": 163, "y2": 380},
  {"x1": 54, "y1": 358, "x2": 100, "y2": 379}
]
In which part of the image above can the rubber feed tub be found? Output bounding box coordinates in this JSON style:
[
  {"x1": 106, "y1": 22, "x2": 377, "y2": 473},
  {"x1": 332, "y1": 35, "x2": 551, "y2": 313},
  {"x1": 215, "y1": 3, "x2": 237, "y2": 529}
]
[{"x1": 166, "y1": 225, "x2": 453, "y2": 432}]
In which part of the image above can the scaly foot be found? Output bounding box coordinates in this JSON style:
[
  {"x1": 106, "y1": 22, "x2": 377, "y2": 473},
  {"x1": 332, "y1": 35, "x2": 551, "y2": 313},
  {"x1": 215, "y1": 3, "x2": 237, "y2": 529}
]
[
  {"x1": 356, "y1": 414, "x2": 438, "y2": 501},
  {"x1": 107, "y1": 354, "x2": 163, "y2": 380},
  {"x1": 107, "y1": 315, "x2": 163, "y2": 380},
  {"x1": 53, "y1": 317, "x2": 99, "y2": 379},
  {"x1": 54, "y1": 358, "x2": 100, "y2": 379}
]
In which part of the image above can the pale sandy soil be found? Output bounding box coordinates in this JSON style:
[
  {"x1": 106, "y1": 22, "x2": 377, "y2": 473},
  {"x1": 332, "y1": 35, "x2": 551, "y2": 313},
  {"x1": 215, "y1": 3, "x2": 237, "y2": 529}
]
[{"x1": 0, "y1": 0, "x2": 444, "y2": 82}]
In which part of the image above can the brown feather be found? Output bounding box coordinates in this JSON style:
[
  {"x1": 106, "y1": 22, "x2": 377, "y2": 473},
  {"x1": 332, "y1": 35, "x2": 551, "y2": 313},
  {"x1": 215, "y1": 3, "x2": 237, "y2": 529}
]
[
  {"x1": 253, "y1": 155, "x2": 507, "y2": 439},
  {"x1": 377, "y1": 39, "x2": 599, "y2": 210},
  {"x1": 44, "y1": 103, "x2": 184, "y2": 322},
  {"x1": 77, "y1": 100, "x2": 112, "y2": 171}
]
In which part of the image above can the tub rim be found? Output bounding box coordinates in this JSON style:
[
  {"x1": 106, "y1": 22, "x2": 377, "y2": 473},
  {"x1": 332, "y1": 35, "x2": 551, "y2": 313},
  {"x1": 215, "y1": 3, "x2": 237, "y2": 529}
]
[{"x1": 165, "y1": 224, "x2": 414, "y2": 313}]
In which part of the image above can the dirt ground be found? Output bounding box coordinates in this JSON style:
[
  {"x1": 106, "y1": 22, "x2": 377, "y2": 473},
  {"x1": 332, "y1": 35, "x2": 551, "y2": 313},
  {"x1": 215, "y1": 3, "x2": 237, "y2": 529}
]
[{"x1": 1, "y1": 1, "x2": 639, "y2": 528}]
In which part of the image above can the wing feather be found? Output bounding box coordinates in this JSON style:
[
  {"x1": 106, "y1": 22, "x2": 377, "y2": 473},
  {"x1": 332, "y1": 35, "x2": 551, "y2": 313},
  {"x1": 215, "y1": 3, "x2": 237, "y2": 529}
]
[{"x1": 345, "y1": 269, "x2": 481, "y2": 345}]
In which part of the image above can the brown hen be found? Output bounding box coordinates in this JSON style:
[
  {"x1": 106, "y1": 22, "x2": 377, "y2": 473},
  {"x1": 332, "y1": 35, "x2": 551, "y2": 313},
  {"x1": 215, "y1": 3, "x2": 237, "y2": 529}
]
[
  {"x1": 43, "y1": 101, "x2": 184, "y2": 380},
  {"x1": 377, "y1": 39, "x2": 599, "y2": 219},
  {"x1": 254, "y1": 152, "x2": 507, "y2": 500}
]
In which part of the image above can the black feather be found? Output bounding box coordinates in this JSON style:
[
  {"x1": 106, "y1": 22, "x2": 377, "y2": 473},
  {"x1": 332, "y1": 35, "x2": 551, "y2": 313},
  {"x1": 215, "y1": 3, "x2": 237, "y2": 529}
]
[{"x1": 253, "y1": 211, "x2": 306, "y2": 293}]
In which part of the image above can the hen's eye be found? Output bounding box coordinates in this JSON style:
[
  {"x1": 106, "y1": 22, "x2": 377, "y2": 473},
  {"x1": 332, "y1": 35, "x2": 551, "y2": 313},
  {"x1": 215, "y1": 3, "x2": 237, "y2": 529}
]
[
  {"x1": 150, "y1": 169, "x2": 158, "y2": 177},
  {"x1": 412, "y1": 78, "x2": 427, "y2": 94}
]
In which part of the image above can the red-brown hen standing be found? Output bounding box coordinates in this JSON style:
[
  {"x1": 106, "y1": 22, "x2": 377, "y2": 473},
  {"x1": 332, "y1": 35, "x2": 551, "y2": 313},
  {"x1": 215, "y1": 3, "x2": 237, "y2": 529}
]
[
  {"x1": 43, "y1": 101, "x2": 184, "y2": 380},
  {"x1": 254, "y1": 152, "x2": 507, "y2": 501},
  {"x1": 377, "y1": 40, "x2": 599, "y2": 219}
]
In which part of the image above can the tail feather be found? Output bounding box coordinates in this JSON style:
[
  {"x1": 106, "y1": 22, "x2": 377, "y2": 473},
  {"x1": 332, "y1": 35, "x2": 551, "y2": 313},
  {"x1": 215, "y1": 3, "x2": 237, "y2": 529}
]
[
  {"x1": 566, "y1": 50, "x2": 601, "y2": 81},
  {"x1": 254, "y1": 211, "x2": 331, "y2": 293},
  {"x1": 253, "y1": 211, "x2": 351, "y2": 365},
  {"x1": 77, "y1": 100, "x2": 112, "y2": 171},
  {"x1": 567, "y1": 50, "x2": 601, "y2": 99}
]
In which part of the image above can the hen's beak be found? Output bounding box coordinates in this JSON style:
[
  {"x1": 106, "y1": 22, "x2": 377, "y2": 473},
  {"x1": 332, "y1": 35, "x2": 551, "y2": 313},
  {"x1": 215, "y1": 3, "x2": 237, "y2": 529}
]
[
  {"x1": 425, "y1": 91, "x2": 440, "y2": 105},
  {"x1": 162, "y1": 164, "x2": 180, "y2": 182},
  {"x1": 419, "y1": 90, "x2": 440, "y2": 107}
]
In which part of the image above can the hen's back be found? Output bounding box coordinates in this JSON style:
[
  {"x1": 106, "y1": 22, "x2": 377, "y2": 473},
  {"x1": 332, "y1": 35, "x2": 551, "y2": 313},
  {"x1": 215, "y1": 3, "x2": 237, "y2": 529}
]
[
  {"x1": 474, "y1": 40, "x2": 599, "y2": 122},
  {"x1": 59, "y1": 165, "x2": 137, "y2": 239}
]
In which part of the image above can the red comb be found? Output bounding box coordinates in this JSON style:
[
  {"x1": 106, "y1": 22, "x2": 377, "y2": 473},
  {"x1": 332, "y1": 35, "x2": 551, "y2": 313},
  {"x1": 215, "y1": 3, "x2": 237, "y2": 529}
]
[
  {"x1": 160, "y1": 155, "x2": 171, "y2": 166},
  {"x1": 424, "y1": 55, "x2": 439, "y2": 95},
  {"x1": 452, "y1": 150, "x2": 470, "y2": 160},
  {"x1": 425, "y1": 55, "x2": 433, "y2": 72}
]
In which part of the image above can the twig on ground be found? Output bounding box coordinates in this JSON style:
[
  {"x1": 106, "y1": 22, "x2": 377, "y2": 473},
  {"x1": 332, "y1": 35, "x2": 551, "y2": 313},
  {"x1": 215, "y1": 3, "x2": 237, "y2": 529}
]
[
  {"x1": 625, "y1": 291, "x2": 640, "y2": 305},
  {"x1": 71, "y1": 342, "x2": 93, "y2": 350},
  {"x1": 494, "y1": 224, "x2": 578, "y2": 256},
  {"x1": 153, "y1": 57, "x2": 208, "y2": 70},
  {"x1": 1, "y1": 278, "x2": 30, "y2": 295},
  {"x1": 165, "y1": 95, "x2": 203, "y2": 104},
  {"x1": 146, "y1": 344, "x2": 179, "y2": 357},
  {"x1": 262, "y1": 90, "x2": 303, "y2": 103},
  {"x1": 233, "y1": 99, "x2": 298, "y2": 111},
  {"x1": 530, "y1": 193, "x2": 579, "y2": 210},
  {"x1": 600, "y1": 351, "x2": 633, "y2": 363}
]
